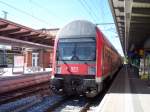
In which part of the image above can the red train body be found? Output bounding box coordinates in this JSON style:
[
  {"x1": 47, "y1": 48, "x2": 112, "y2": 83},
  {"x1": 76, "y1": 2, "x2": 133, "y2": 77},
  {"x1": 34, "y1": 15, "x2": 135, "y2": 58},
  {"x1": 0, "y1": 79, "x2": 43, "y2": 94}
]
[{"x1": 51, "y1": 20, "x2": 122, "y2": 97}]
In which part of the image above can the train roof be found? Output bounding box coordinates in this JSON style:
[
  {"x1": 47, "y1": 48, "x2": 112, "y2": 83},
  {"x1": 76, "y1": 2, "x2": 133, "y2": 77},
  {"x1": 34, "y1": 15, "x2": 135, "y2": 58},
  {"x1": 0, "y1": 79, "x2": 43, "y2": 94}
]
[
  {"x1": 57, "y1": 20, "x2": 121, "y2": 56},
  {"x1": 57, "y1": 20, "x2": 96, "y2": 38}
]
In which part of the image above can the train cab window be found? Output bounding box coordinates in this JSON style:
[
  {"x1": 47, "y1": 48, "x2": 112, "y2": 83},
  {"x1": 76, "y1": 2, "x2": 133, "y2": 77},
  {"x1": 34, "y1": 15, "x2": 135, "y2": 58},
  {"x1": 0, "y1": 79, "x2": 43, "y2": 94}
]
[{"x1": 57, "y1": 38, "x2": 96, "y2": 61}]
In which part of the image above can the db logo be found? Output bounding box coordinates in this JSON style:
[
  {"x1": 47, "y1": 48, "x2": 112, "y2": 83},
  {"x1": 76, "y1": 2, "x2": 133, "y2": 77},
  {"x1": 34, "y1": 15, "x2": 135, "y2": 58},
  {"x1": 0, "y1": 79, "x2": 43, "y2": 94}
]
[{"x1": 70, "y1": 67, "x2": 79, "y2": 72}]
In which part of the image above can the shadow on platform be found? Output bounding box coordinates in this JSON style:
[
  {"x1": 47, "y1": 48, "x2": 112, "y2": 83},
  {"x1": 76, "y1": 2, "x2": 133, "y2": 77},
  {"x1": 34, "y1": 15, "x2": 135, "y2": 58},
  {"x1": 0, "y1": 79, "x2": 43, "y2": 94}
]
[{"x1": 108, "y1": 66, "x2": 150, "y2": 94}]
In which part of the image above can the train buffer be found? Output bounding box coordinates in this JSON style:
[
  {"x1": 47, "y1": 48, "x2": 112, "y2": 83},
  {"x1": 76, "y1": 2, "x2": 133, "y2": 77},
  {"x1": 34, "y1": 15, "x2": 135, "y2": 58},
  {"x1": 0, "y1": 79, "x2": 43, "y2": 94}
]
[{"x1": 96, "y1": 66, "x2": 150, "y2": 112}]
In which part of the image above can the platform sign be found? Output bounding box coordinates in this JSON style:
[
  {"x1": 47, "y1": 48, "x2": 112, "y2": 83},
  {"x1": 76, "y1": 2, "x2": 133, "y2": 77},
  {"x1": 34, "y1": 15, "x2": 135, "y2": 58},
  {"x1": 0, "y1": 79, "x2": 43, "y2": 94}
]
[
  {"x1": 139, "y1": 49, "x2": 144, "y2": 56},
  {"x1": 12, "y1": 47, "x2": 22, "y2": 52},
  {"x1": 127, "y1": 51, "x2": 135, "y2": 57}
]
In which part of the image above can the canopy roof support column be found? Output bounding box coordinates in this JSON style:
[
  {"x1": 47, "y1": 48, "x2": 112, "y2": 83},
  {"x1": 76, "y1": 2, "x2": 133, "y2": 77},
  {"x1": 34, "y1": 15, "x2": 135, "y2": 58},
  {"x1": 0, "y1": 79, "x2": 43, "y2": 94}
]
[{"x1": 125, "y1": 0, "x2": 133, "y2": 55}]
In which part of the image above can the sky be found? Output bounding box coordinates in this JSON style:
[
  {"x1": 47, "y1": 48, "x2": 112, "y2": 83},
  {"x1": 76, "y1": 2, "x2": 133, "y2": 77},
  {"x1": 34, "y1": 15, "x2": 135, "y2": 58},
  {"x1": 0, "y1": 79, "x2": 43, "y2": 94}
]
[{"x1": 0, "y1": 0, "x2": 124, "y2": 56}]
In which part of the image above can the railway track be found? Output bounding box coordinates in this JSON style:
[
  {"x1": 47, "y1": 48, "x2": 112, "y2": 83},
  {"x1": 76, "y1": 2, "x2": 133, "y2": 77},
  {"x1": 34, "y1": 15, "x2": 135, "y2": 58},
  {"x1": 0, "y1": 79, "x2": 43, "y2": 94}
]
[
  {"x1": 24, "y1": 95, "x2": 65, "y2": 112},
  {"x1": 45, "y1": 96, "x2": 90, "y2": 112},
  {"x1": 0, "y1": 69, "x2": 121, "y2": 112},
  {"x1": 2, "y1": 95, "x2": 42, "y2": 112},
  {"x1": 47, "y1": 69, "x2": 121, "y2": 112},
  {"x1": 1, "y1": 94, "x2": 95, "y2": 112},
  {"x1": 12, "y1": 98, "x2": 41, "y2": 112},
  {"x1": 0, "y1": 73, "x2": 53, "y2": 112},
  {"x1": 0, "y1": 82, "x2": 51, "y2": 104},
  {"x1": 45, "y1": 96, "x2": 70, "y2": 112}
]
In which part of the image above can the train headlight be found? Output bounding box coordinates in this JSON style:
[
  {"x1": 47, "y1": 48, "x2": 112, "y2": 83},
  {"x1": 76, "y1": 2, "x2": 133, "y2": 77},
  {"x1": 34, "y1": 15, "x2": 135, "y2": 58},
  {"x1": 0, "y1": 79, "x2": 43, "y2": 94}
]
[
  {"x1": 56, "y1": 67, "x2": 61, "y2": 74},
  {"x1": 88, "y1": 66, "x2": 96, "y2": 75}
]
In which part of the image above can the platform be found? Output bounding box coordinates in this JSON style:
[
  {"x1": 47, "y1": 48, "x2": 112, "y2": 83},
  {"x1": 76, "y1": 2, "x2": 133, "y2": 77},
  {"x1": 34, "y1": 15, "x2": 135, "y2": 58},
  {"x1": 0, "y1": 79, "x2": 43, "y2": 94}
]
[
  {"x1": 96, "y1": 66, "x2": 150, "y2": 112},
  {"x1": 0, "y1": 67, "x2": 52, "y2": 78}
]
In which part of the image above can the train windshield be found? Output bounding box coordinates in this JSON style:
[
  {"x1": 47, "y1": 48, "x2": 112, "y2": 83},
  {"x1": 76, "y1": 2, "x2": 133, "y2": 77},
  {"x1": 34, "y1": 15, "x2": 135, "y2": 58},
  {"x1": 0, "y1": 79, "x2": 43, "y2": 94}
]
[{"x1": 57, "y1": 38, "x2": 96, "y2": 61}]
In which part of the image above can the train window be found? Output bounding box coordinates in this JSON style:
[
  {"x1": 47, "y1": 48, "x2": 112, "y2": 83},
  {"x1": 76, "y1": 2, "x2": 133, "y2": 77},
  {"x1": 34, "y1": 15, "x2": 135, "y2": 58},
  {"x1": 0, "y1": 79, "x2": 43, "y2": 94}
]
[
  {"x1": 76, "y1": 43, "x2": 96, "y2": 60},
  {"x1": 57, "y1": 40, "x2": 96, "y2": 61}
]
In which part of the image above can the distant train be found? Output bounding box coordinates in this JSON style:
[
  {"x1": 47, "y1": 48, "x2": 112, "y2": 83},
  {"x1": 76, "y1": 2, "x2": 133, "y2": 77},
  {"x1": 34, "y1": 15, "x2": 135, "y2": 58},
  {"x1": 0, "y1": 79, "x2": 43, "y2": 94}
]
[{"x1": 51, "y1": 20, "x2": 122, "y2": 97}]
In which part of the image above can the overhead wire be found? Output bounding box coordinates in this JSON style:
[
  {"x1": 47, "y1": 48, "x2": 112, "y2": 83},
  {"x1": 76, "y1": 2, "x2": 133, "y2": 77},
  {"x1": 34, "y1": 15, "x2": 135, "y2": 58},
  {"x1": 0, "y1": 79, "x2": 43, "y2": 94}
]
[
  {"x1": 0, "y1": 0, "x2": 53, "y2": 26},
  {"x1": 78, "y1": 0, "x2": 117, "y2": 35},
  {"x1": 82, "y1": 0, "x2": 100, "y2": 21},
  {"x1": 78, "y1": 0, "x2": 97, "y2": 22},
  {"x1": 96, "y1": 23, "x2": 114, "y2": 25},
  {"x1": 92, "y1": 0, "x2": 103, "y2": 21},
  {"x1": 29, "y1": 0, "x2": 67, "y2": 22},
  {"x1": 0, "y1": 0, "x2": 117, "y2": 33},
  {"x1": 98, "y1": 0, "x2": 105, "y2": 22}
]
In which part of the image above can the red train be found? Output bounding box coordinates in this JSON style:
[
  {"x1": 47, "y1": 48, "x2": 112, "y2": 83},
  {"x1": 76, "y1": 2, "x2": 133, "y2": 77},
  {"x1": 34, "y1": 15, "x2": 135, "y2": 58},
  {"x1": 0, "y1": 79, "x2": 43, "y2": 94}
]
[{"x1": 51, "y1": 20, "x2": 122, "y2": 97}]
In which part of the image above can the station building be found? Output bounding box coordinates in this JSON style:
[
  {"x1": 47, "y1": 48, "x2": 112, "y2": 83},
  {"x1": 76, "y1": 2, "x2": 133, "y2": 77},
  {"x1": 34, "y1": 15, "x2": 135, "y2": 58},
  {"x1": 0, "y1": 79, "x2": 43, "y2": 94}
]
[{"x1": 0, "y1": 18, "x2": 58, "y2": 75}]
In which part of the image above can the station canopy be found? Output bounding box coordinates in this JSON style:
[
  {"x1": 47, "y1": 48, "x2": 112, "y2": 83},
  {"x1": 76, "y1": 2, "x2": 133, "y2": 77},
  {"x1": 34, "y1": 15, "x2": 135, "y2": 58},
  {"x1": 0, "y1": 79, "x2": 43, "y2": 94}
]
[
  {"x1": 109, "y1": 0, "x2": 150, "y2": 54},
  {"x1": 0, "y1": 18, "x2": 54, "y2": 49}
]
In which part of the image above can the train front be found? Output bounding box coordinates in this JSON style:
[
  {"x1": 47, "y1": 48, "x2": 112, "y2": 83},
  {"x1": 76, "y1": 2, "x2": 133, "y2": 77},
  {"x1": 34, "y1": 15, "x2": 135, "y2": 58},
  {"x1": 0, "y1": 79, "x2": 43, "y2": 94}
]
[{"x1": 51, "y1": 20, "x2": 97, "y2": 97}]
